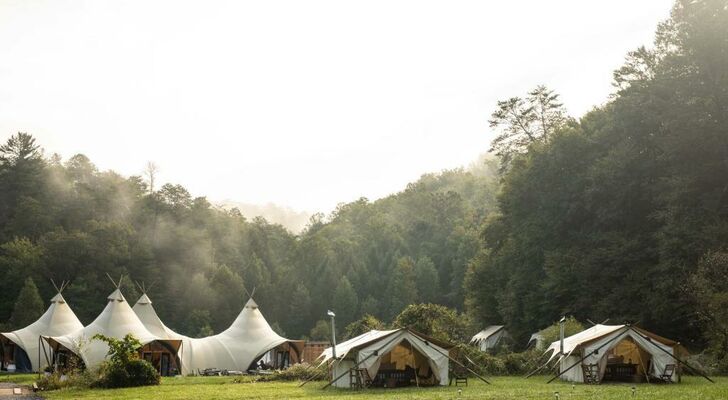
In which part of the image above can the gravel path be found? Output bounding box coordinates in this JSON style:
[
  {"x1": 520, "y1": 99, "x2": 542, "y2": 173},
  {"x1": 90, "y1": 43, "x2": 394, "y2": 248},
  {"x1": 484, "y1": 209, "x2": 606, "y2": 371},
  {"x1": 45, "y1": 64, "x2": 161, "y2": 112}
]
[{"x1": 0, "y1": 383, "x2": 44, "y2": 399}]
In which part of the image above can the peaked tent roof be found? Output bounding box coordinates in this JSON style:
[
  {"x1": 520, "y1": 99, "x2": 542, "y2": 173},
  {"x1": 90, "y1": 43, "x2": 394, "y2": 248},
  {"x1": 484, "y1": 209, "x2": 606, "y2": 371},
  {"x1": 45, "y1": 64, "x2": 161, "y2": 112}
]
[
  {"x1": 46, "y1": 288, "x2": 177, "y2": 371},
  {"x1": 132, "y1": 293, "x2": 183, "y2": 340},
  {"x1": 1, "y1": 291, "x2": 84, "y2": 372},
  {"x1": 132, "y1": 294, "x2": 295, "y2": 375},
  {"x1": 470, "y1": 325, "x2": 506, "y2": 344},
  {"x1": 545, "y1": 324, "x2": 625, "y2": 361}
]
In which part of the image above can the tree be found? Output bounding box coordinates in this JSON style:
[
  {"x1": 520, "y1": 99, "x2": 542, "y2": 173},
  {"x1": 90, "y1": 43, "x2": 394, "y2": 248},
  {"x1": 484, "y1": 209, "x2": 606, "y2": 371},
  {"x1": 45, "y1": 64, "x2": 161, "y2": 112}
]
[
  {"x1": 386, "y1": 257, "x2": 418, "y2": 319},
  {"x1": 8, "y1": 277, "x2": 45, "y2": 329},
  {"x1": 143, "y1": 162, "x2": 159, "y2": 195},
  {"x1": 414, "y1": 256, "x2": 440, "y2": 303},
  {"x1": 488, "y1": 86, "x2": 569, "y2": 171},
  {"x1": 393, "y1": 303, "x2": 469, "y2": 343},
  {"x1": 287, "y1": 284, "x2": 312, "y2": 337},
  {"x1": 689, "y1": 252, "x2": 728, "y2": 371},
  {"x1": 343, "y1": 314, "x2": 384, "y2": 340},
  {"x1": 333, "y1": 277, "x2": 358, "y2": 327},
  {"x1": 309, "y1": 319, "x2": 331, "y2": 341}
]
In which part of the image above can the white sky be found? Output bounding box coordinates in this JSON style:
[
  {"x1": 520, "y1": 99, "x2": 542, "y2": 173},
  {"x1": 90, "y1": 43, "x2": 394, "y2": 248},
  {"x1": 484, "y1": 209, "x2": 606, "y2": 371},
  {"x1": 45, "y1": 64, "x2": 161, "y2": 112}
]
[{"x1": 0, "y1": 0, "x2": 673, "y2": 214}]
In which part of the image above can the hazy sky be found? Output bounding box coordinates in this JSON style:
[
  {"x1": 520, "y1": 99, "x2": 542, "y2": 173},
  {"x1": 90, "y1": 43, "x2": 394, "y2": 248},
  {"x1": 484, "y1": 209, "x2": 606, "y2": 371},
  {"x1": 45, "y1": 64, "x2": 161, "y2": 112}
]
[{"x1": 0, "y1": 0, "x2": 673, "y2": 213}]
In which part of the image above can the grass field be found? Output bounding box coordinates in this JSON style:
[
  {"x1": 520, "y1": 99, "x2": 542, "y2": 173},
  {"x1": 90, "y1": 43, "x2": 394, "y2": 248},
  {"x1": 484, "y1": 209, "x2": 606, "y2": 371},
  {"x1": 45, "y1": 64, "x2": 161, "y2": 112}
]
[{"x1": 2, "y1": 374, "x2": 727, "y2": 399}]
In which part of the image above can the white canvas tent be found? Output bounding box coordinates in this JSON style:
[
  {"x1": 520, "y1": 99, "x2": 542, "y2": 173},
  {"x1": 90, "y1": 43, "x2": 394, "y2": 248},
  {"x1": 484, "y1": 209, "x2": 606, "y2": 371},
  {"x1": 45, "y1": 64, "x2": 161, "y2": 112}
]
[
  {"x1": 44, "y1": 286, "x2": 182, "y2": 374},
  {"x1": 319, "y1": 329, "x2": 453, "y2": 389},
  {"x1": 470, "y1": 325, "x2": 510, "y2": 353},
  {"x1": 528, "y1": 328, "x2": 548, "y2": 350},
  {"x1": 544, "y1": 324, "x2": 687, "y2": 383},
  {"x1": 132, "y1": 293, "x2": 301, "y2": 375},
  {"x1": 0, "y1": 286, "x2": 83, "y2": 372}
]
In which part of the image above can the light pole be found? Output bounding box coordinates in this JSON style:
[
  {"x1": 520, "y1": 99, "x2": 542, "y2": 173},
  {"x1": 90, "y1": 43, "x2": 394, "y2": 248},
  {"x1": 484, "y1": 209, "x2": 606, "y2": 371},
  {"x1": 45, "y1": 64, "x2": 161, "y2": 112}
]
[
  {"x1": 559, "y1": 316, "x2": 566, "y2": 356},
  {"x1": 327, "y1": 310, "x2": 337, "y2": 359}
]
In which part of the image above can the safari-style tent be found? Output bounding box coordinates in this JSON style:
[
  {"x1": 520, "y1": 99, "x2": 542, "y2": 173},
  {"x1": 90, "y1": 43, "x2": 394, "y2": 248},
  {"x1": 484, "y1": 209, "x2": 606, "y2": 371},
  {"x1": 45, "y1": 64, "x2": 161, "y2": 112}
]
[
  {"x1": 44, "y1": 280, "x2": 182, "y2": 376},
  {"x1": 470, "y1": 325, "x2": 510, "y2": 353},
  {"x1": 543, "y1": 324, "x2": 698, "y2": 384},
  {"x1": 132, "y1": 290, "x2": 302, "y2": 375},
  {"x1": 319, "y1": 329, "x2": 455, "y2": 389},
  {"x1": 0, "y1": 282, "x2": 83, "y2": 372}
]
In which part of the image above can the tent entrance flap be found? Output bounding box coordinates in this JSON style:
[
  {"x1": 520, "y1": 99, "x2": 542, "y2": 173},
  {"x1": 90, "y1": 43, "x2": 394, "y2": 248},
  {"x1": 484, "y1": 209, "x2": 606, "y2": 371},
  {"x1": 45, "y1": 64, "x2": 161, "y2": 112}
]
[{"x1": 602, "y1": 337, "x2": 652, "y2": 382}]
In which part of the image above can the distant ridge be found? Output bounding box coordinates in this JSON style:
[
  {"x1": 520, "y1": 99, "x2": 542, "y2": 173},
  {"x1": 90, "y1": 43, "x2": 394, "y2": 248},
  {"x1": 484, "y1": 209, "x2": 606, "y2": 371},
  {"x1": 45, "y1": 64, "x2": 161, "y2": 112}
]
[{"x1": 216, "y1": 201, "x2": 311, "y2": 233}]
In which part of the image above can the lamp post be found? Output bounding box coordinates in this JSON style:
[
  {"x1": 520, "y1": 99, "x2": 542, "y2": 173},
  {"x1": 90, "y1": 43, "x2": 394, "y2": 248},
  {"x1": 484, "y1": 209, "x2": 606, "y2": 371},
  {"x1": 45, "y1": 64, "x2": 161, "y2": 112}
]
[{"x1": 327, "y1": 310, "x2": 337, "y2": 359}]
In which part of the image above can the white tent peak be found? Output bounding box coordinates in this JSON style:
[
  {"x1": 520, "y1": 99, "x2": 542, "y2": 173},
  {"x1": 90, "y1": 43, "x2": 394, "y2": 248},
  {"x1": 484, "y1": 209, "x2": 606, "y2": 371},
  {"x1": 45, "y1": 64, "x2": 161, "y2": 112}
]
[
  {"x1": 244, "y1": 298, "x2": 258, "y2": 309},
  {"x1": 106, "y1": 288, "x2": 126, "y2": 302},
  {"x1": 136, "y1": 293, "x2": 152, "y2": 305},
  {"x1": 50, "y1": 292, "x2": 67, "y2": 304}
]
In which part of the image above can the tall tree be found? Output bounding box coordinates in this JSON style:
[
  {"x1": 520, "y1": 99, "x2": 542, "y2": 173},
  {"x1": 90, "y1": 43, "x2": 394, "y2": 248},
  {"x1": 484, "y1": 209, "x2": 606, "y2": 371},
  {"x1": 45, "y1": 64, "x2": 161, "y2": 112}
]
[
  {"x1": 8, "y1": 277, "x2": 45, "y2": 329},
  {"x1": 488, "y1": 86, "x2": 569, "y2": 171}
]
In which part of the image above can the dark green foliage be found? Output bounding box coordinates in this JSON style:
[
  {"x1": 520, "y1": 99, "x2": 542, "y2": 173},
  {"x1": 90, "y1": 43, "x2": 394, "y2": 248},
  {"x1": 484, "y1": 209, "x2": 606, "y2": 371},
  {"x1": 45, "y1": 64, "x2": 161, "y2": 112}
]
[
  {"x1": 8, "y1": 276, "x2": 44, "y2": 329},
  {"x1": 308, "y1": 320, "x2": 331, "y2": 341},
  {"x1": 92, "y1": 334, "x2": 160, "y2": 388},
  {"x1": 343, "y1": 314, "x2": 385, "y2": 340},
  {"x1": 393, "y1": 303, "x2": 470, "y2": 343},
  {"x1": 96, "y1": 359, "x2": 160, "y2": 388}
]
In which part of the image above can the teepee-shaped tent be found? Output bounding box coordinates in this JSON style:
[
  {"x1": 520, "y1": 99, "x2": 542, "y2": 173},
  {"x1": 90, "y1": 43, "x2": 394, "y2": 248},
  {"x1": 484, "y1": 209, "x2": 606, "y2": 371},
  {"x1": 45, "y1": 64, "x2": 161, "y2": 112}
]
[
  {"x1": 1, "y1": 281, "x2": 83, "y2": 372},
  {"x1": 132, "y1": 288, "x2": 301, "y2": 375},
  {"x1": 45, "y1": 277, "x2": 182, "y2": 375}
]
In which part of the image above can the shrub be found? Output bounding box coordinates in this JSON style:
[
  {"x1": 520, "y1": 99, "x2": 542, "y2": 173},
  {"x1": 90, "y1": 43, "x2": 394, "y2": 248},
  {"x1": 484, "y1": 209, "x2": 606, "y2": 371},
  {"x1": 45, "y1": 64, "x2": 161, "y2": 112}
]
[
  {"x1": 91, "y1": 333, "x2": 161, "y2": 388},
  {"x1": 257, "y1": 362, "x2": 327, "y2": 382},
  {"x1": 37, "y1": 370, "x2": 95, "y2": 391},
  {"x1": 96, "y1": 359, "x2": 160, "y2": 388},
  {"x1": 453, "y1": 344, "x2": 543, "y2": 376}
]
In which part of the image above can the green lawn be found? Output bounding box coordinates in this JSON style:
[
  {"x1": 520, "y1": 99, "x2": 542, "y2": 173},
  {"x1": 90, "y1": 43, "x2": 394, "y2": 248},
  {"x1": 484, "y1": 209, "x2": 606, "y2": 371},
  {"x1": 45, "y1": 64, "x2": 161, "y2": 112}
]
[{"x1": 3, "y1": 374, "x2": 727, "y2": 399}]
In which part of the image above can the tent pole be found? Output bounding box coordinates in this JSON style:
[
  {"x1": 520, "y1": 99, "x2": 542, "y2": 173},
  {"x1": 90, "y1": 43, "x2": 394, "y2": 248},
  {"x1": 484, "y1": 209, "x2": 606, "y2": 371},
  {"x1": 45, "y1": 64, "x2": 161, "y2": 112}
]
[
  {"x1": 524, "y1": 350, "x2": 552, "y2": 378},
  {"x1": 409, "y1": 339, "x2": 419, "y2": 387},
  {"x1": 320, "y1": 331, "x2": 405, "y2": 390},
  {"x1": 627, "y1": 327, "x2": 714, "y2": 384},
  {"x1": 547, "y1": 326, "x2": 631, "y2": 384},
  {"x1": 407, "y1": 331, "x2": 491, "y2": 385}
]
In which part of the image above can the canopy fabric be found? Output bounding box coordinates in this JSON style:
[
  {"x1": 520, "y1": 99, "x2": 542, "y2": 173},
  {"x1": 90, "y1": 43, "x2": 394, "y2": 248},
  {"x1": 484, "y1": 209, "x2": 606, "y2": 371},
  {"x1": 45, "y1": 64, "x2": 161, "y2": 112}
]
[
  {"x1": 545, "y1": 324, "x2": 681, "y2": 383},
  {"x1": 324, "y1": 329, "x2": 451, "y2": 388},
  {"x1": 45, "y1": 289, "x2": 167, "y2": 371},
  {"x1": 133, "y1": 295, "x2": 293, "y2": 375},
  {"x1": 545, "y1": 324, "x2": 625, "y2": 361},
  {"x1": 470, "y1": 325, "x2": 508, "y2": 352},
  {"x1": 1, "y1": 292, "x2": 83, "y2": 372},
  {"x1": 318, "y1": 329, "x2": 398, "y2": 363}
]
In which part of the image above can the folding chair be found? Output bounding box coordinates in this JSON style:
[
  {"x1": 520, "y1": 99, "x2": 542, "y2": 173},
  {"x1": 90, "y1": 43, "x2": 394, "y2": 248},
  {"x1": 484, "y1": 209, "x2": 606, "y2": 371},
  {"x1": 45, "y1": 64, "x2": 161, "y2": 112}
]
[{"x1": 659, "y1": 364, "x2": 676, "y2": 383}]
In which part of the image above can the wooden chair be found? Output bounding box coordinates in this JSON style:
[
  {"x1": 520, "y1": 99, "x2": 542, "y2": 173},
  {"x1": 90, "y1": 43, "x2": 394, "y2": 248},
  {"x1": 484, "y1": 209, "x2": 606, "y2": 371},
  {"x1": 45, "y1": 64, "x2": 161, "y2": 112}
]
[
  {"x1": 659, "y1": 364, "x2": 676, "y2": 383},
  {"x1": 582, "y1": 363, "x2": 600, "y2": 384},
  {"x1": 449, "y1": 365, "x2": 468, "y2": 387},
  {"x1": 349, "y1": 368, "x2": 372, "y2": 389}
]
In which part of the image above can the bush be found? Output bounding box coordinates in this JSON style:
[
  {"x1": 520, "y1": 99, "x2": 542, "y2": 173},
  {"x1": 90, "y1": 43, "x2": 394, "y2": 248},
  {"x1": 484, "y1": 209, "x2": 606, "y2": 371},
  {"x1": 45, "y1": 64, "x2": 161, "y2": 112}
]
[
  {"x1": 96, "y1": 359, "x2": 160, "y2": 388},
  {"x1": 37, "y1": 370, "x2": 95, "y2": 391},
  {"x1": 453, "y1": 344, "x2": 543, "y2": 376},
  {"x1": 257, "y1": 362, "x2": 327, "y2": 382}
]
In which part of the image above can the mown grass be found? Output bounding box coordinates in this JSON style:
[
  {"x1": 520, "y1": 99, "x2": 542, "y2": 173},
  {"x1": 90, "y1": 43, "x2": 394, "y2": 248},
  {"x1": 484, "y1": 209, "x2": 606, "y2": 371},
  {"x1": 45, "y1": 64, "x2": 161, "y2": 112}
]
[{"x1": 3, "y1": 373, "x2": 728, "y2": 399}]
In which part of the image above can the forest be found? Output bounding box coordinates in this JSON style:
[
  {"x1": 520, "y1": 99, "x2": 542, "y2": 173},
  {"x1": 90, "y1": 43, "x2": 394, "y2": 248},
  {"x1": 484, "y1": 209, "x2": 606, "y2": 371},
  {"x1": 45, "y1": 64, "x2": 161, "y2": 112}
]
[{"x1": 1, "y1": 0, "x2": 727, "y2": 370}]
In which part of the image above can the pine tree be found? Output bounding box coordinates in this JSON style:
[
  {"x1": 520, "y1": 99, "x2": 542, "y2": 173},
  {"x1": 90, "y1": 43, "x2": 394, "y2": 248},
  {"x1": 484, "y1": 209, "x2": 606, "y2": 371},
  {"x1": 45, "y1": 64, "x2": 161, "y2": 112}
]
[
  {"x1": 9, "y1": 277, "x2": 44, "y2": 329},
  {"x1": 333, "y1": 277, "x2": 358, "y2": 327}
]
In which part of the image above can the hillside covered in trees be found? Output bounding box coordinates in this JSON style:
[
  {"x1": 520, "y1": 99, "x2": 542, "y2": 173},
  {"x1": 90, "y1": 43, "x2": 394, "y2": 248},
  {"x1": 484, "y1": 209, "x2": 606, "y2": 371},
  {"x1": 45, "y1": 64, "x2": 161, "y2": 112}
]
[
  {"x1": 1, "y1": 0, "x2": 727, "y2": 369},
  {"x1": 0, "y1": 131, "x2": 497, "y2": 340}
]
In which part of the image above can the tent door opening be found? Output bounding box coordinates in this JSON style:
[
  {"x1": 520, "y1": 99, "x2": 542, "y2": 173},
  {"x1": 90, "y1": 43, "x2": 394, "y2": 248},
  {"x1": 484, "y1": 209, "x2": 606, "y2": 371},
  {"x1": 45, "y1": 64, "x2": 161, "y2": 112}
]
[
  {"x1": 602, "y1": 337, "x2": 651, "y2": 383},
  {"x1": 139, "y1": 341, "x2": 180, "y2": 377},
  {"x1": 368, "y1": 339, "x2": 436, "y2": 388}
]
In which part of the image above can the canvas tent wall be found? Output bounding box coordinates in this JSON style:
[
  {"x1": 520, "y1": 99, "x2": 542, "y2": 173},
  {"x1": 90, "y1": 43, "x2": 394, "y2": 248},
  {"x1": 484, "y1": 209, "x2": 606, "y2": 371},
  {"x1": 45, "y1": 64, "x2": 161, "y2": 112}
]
[
  {"x1": 544, "y1": 324, "x2": 684, "y2": 383},
  {"x1": 319, "y1": 329, "x2": 452, "y2": 389},
  {"x1": 0, "y1": 290, "x2": 83, "y2": 373},
  {"x1": 132, "y1": 294, "x2": 300, "y2": 375},
  {"x1": 44, "y1": 288, "x2": 182, "y2": 375},
  {"x1": 470, "y1": 325, "x2": 510, "y2": 353}
]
